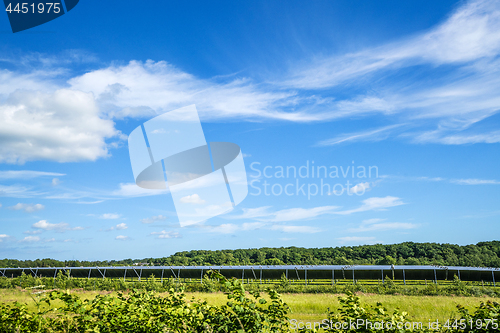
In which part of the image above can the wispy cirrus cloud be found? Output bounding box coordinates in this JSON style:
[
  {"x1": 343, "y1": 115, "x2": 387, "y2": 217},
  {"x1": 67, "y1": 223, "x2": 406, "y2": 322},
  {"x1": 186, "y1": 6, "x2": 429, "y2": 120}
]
[
  {"x1": 0, "y1": 170, "x2": 65, "y2": 180},
  {"x1": 348, "y1": 218, "x2": 418, "y2": 232},
  {"x1": 150, "y1": 230, "x2": 181, "y2": 239}
]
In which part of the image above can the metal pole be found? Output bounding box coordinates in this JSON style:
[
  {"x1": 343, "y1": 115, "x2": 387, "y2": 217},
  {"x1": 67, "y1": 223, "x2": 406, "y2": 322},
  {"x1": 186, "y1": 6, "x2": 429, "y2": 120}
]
[
  {"x1": 103, "y1": 269, "x2": 106, "y2": 279},
  {"x1": 305, "y1": 269, "x2": 307, "y2": 286},
  {"x1": 88, "y1": 268, "x2": 92, "y2": 279},
  {"x1": 403, "y1": 269, "x2": 406, "y2": 286},
  {"x1": 242, "y1": 269, "x2": 244, "y2": 283},
  {"x1": 161, "y1": 268, "x2": 164, "y2": 283},
  {"x1": 139, "y1": 268, "x2": 142, "y2": 282},
  {"x1": 124, "y1": 268, "x2": 127, "y2": 281},
  {"x1": 493, "y1": 270, "x2": 496, "y2": 287},
  {"x1": 332, "y1": 269, "x2": 334, "y2": 286},
  {"x1": 458, "y1": 269, "x2": 461, "y2": 280},
  {"x1": 381, "y1": 269, "x2": 384, "y2": 283},
  {"x1": 260, "y1": 268, "x2": 262, "y2": 284},
  {"x1": 286, "y1": 269, "x2": 288, "y2": 279},
  {"x1": 53, "y1": 269, "x2": 57, "y2": 288},
  {"x1": 434, "y1": 269, "x2": 437, "y2": 284},
  {"x1": 201, "y1": 268, "x2": 203, "y2": 283},
  {"x1": 352, "y1": 268, "x2": 355, "y2": 285}
]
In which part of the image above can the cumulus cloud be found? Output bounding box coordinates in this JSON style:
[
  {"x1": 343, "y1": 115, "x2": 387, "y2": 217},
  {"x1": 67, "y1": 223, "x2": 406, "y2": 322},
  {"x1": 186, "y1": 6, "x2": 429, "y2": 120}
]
[
  {"x1": 9, "y1": 203, "x2": 44, "y2": 213},
  {"x1": 179, "y1": 194, "x2": 206, "y2": 204},
  {"x1": 107, "y1": 223, "x2": 128, "y2": 231},
  {"x1": 0, "y1": 234, "x2": 10, "y2": 242},
  {"x1": 21, "y1": 236, "x2": 40, "y2": 243},
  {"x1": 31, "y1": 220, "x2": 83, "y2": 232},
  {"x1": 141, "y1": 215, "x2": 167, "y2": 224},
  {"x1": 0, "y1": 89, "x2": 122, "y2": 164},
  {"x1": 115, "y1": 235, "x2": 130, "y2": 240}
]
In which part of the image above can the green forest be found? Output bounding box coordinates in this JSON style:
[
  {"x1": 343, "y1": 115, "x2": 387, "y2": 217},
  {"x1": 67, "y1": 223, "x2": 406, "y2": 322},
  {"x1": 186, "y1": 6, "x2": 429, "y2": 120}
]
[{"x1": 2, "y1": 241, "x2": 500, "y2": 268}]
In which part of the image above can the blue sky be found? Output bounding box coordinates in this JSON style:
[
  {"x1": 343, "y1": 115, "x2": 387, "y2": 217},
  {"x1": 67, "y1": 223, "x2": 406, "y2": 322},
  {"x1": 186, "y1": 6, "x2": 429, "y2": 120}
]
[{"x1": 1, "y1": 0, "x2": 500, "y2": 260}]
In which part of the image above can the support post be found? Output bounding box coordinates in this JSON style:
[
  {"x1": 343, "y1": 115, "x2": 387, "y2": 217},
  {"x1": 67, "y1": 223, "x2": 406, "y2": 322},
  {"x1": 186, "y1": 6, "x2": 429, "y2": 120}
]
[
  {"x1": 201, "y1": 268, "x2": 203, "y2": 283},
  {"x1": 124, "y1": 268, "x2": 127, "y2": 281},
  {"x1": 139, "y1": 268, "x2": 142, "y2": 282},
  {"x1": 403, "y1": 269, "x2": 406, "y2": 286},
  {"x1": 260, "y1": 268, "x2": 262, "y2": 284},
  {"x1": 103, "y1": 268, "x2": 106, "y2": 279},
  {"x1": 493, "y1": 270, "x2": 496, "y2": 287},
  {"x1": 352, "y1": 268, "x2": 355, "y2": 285},
  {"x1": 458, "y1": 269, "x2": 461, "y2": 280},
  {"x1": 434, "y1": 269, "x2": 437, "y2": 284},
  {"x1": 286, "y1": 269, "x2": 288, "y2": 279},
  {"x1": 161, "y1": 268, "x2": 164, "y2": 283},
  {"x1": 381, "y1": 269, "x2": 384, "y2": 283},
  {"x1": 332, "y1": 269, "x2": 335, "y2": 286},
  {"x1": 242, "y1": 269, "x2": 244, "y2": 283},
  {"x1": 305, "y1": 269, "x2": 307, "y2": 286},
  {"x1": 88, "y1": 268, "x2": 92, "y2": 279}
]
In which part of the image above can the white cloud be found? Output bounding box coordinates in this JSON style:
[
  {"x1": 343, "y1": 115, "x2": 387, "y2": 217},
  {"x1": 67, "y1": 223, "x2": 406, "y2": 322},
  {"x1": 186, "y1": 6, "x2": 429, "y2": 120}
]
[
  {"x1": 141, "y1": 215, "x2": 167, "y2": 224},
  {"x1": 0, "y1": 170, "x2": 65, "y2": 180},
  {"x1": 0, "y1": 234, "x2": 9, "y2": 242},
  {"x1": 349, "y1": 182, "x2": 371, "y2": 195},
  {"x1": 284, "y1": 0, "x2": 500, "y2": 89},
  {"x1": 31, "y1": 220, "x2": 83, "y2": 232},
  {"x1": 349, "y1": 218, "x2": 418, "y2": 232},
  {"x1": 317, "y1": 125, "x2": 404, "y2": 146},
  {"x1": 179, "y1": 194, "x2": 206, "y2": 204},
  {"x1": 99, "y1": 213, "x2": 121, "y2": 220},
  {"x1": 115, "y1": 235, "x2": 130, "y2": 241},
  {"x1": 24, "y1": 230, "x2": 42, "y2": 235},
  {"x1": 336, "y1": 196, "x2": 405, "y2": 215},
  {"x1": 113, "y1": 183, "x2": 169, "y2": 197},
  {"x1": 108, "y1": 223, "x2": 128, "y2": 231},
  {"x1": 451, "y1": 178, "x2": 500, "y2": 185},
  {"x1": 21, "y1": 236, "x2": 40, "y2": 243},
  {"x1": 150, "y1": 230, "x2": 181, "y2": 239},
  {"x1": 115, "y1": 223, "x2": 128, "y2": 230},
  {"x1": 0, "y1": 89, "x2": 121, "y2": 164},
  {"x1": 9, "y1": 203, "x2": 44, "y2": 213},
  {"x1": 52, "y1": 178, "x2": 60, "y2": 186},
  {"x1": 68, "y1": 60, "x2": 300, "y2": 122},
  {"x1": 270, "y1": 225, "x2": 321, "y2": 233},
  {"x1": 228, "y1": 206, "x2": 338, "y2": 222}
]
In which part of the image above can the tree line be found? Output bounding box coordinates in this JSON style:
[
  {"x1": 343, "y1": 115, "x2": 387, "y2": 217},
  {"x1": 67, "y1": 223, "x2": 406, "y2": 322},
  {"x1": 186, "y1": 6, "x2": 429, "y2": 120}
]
[{"x1": 2, "y1": 241, "x2": 500, "y2": 268}]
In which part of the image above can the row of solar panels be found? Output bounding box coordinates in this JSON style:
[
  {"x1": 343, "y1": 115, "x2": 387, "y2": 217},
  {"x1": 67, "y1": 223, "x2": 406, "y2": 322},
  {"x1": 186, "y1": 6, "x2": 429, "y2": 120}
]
[{"x1": 1, "y1": 265, "x2": 498, "y2": 282}]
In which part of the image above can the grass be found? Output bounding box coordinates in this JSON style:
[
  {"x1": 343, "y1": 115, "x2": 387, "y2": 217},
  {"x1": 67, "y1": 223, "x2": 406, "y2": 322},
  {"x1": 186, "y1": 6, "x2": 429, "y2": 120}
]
[{"x1": 1, "y1": 288, "x2": 496, "y2": 325}]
